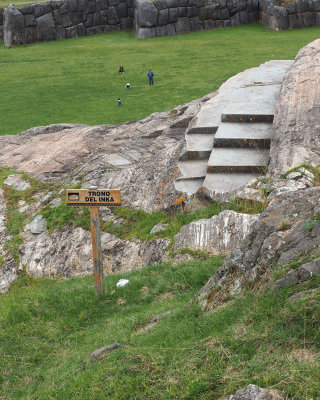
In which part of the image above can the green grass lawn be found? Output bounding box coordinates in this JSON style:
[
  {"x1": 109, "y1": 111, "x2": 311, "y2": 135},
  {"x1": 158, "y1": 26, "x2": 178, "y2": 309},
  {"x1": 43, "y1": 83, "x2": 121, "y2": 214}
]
[
  {"x1": 1, "y1": 24, "x2": 320, "y2": 135},
  {"x1": 1, "y1": 258, "x2": 319, "y2": 399},
  {"x1": 0, "y1": 0, "x2": 46, "y2": 7}
]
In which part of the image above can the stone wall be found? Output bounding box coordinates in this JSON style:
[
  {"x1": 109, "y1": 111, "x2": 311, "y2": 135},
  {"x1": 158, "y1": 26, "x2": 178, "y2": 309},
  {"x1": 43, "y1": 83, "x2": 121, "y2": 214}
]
[
  {"x1": 0, "y1": 8, "x2": 4, "y2": 38},
  {"x1": 3, "y1": 0, "x2": 133, "y2": 46},
  {"x1": 260, "y1": 0, "x2": 320, "y2": 30},
  {"x1": 135, "y1": 0, "x2": 260, "y2": 38},
  {"x1": 2, "y1": 0, "x2": 320, "y2": 45}
]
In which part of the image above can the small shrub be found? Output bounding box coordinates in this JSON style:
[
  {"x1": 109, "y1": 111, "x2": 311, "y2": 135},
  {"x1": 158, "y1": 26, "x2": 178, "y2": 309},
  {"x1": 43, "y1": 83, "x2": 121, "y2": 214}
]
[
  {"x1": 280, "y1": 220, "x2": 290, "y2": 230},
  {"x1": 304, "y1": 216, "x2": 320, "y2": 232}
]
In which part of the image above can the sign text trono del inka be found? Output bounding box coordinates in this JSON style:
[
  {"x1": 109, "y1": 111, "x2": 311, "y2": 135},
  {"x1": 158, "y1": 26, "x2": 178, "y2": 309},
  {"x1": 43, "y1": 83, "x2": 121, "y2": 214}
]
[
  {"x1": 66, "y1": 188, "x2": 121, "y2": 295},
  {"x1": 66, "y1": 189, "x2": 121, "y2": 207}
]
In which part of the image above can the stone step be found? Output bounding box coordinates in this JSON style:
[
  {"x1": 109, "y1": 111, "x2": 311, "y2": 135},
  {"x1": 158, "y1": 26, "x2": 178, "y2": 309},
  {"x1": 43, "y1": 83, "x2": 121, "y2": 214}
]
[
  {"x1": 177, "y1": 160, "x2": 207, "y2": 179},
  {"x1": 207, "y1": 148, "x2": 269, "y2": 173},
  {"x1": 174, "y1": 178, "x2": 204, "y2": 195},
  {"x1": 232, "y1": 61, "x2": 293, "y2": 87},
  {"x1": 221, "y1": 84, "x2": 281, "y2": 122},
  {"x1": 214, "y1": 122, "x2": 272, "y2": 148},
  {"x1": 221, "y1": 113, "x2": 274, "y2": 123},
  {"x1": 203, "y1": 173, "x2": 259, "y2": 193},
  {"x1": 187, "y1": 124, "x2": 218, "y2": 135},
  {"x1": 179, "y1": 150, "x2": 211, "y2": 161},
  {"x1": 186, "y1": 133, "x2": 214, "y2": 152}
]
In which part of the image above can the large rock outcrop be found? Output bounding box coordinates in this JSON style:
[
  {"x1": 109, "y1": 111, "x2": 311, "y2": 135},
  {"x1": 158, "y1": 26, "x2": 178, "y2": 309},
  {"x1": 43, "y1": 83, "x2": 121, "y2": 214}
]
[
  {"x1": 198, "y1": 187, "x2": 320, "y2": 308},
  {"x1": 20, "y1": 226, "x2": 170, "y2": 278},
  {"x1": 269, "y1": 39, "x2": 320, "y2": 174},
  {"x1": 173, "y1": 210, "x2": 259, "y2": 254},
  {"x1": 0, "y1": 97, "x2": 206, "y2": 212}
]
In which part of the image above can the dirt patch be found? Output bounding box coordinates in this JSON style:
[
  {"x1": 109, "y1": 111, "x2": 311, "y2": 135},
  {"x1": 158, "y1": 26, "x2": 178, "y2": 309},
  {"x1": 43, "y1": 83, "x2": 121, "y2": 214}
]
[
  {"x1": 290, "y1": 348, "x2": 318, "y2": 363},
  {"x1": 154, "y1": 291, "x2": 175, "y2": 302}
]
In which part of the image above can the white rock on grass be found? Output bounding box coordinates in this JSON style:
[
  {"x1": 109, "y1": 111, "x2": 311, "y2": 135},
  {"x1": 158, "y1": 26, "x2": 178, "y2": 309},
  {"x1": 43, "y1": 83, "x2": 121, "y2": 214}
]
[
  {"x1": 150, "y1": 223, "x2": 168, "y2": 234},
  {"x1": 113, "y1": 218, "x2": 124, "y2": 226},
  {"x1": 41, "y1": 192, "x2": 53, "y2": 204},
  {"x1": 3, "y1": 174, "x2": 30, "y2": 191},
  {"x1": 27, "y1": 215, "x2": 47, "y2": 234},
  {"x1": 116, "y1": 279, "x2": 129, "y2": 287},
  {"x1": 19, "y1": 205, "x2": 30, "y2": 213}
]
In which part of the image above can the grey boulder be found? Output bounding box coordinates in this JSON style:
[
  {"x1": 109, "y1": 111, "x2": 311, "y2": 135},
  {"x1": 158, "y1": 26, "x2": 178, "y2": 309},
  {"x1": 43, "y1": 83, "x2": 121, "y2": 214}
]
[
  {"x1": 228, "y1": 384, "x2": 283, "y2": 399},
  {"x1": 4, "y1": 5, "x2": 25, "y2": 46},
  {"x1": 27, "y1": 215, "x2": 47, "y2": 234},
  {"x1": 135, "y1": 0, "x2": 159, "y2": 27}
]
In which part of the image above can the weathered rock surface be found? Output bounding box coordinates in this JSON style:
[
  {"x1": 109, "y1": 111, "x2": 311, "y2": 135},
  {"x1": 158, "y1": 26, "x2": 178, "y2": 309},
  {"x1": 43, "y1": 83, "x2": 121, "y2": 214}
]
[
  {"x1": 20, "y1": 226, "x2": 170, "y2": 278},
  {"x1": 270, "y1": 39, "x2": 320, "y2": 174},
  {"x1": 228, "y1": 384, "x2": 283, "y2": 400},
  {"x1": 26, "y1": 215, "x2": 47, "y2": 234},
  {"x1": 0, "y1": 260, "x2": 17, "y2": 294},
  {"x1": 174, "y1": 210, "x2": 259, "y2": 254},
  {"x1": 274, "y1": 257, "x2": 320, "y2": 291},
  {"x1": 3, "y1": 5, "x2": 25, "y2": 47},
  {"x1": 198, "y1": 187, "x2": 320, "y2": 308},
  {"x1": 0, "y1": 98, "x2": 204, "y2": 212},
  {"x1": 0, "y1": 188, "x2": 17, "y2": 293},
  {"x1": 3, "y1": 174, "x2": 31, "y2": 191}
]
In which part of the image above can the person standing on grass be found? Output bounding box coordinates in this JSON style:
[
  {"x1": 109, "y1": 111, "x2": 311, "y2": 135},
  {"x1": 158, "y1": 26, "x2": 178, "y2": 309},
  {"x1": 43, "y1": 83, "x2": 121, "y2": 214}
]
[
  {"x1": 118, "y1": 98, "x2": 122, "y2": 106},
  {"x1": 147, "y1": 69, "x2": 154, "y2": 85}
]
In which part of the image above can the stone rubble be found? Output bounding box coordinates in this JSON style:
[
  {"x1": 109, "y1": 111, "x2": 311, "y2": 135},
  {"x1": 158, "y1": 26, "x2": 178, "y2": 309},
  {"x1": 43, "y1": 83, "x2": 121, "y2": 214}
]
[{"x1": 274, "y1": 257, "x2": 320, "y2": 291}]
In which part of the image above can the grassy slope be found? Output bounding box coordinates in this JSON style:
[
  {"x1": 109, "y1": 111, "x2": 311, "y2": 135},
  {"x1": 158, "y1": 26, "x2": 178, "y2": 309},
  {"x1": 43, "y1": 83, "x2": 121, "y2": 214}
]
[
  {"x1": 0, "y1": 258, "x2": 319, "y2": 399},
  {"x1": 0, "y1": 24, "x2": 320, "y2": 135}
]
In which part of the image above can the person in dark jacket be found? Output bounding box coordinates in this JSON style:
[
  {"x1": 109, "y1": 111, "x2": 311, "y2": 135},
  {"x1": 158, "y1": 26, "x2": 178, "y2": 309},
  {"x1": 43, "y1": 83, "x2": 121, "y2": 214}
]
[{"x1": 147, "y1": 70, "x2": 154, "y2": 85}]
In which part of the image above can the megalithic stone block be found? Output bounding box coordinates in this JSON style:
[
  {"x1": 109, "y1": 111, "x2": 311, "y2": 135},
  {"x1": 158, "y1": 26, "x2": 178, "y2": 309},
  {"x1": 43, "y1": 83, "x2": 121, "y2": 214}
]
[{"x1": 4, "y1": 5, "x2": 25, "y2": 46}]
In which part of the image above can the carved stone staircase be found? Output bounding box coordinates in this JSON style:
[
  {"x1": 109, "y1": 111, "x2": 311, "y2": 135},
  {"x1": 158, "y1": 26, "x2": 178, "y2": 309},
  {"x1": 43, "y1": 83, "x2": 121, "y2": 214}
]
[{"x1": 175, "y1": 60, "x2": 294, "y2": 195}]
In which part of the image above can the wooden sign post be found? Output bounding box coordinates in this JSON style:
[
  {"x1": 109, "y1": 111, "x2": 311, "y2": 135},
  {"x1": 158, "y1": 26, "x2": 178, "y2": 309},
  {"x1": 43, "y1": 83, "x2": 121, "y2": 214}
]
[{"x1": 67, "y1": 188, "x2": 121, "y2": 295}]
